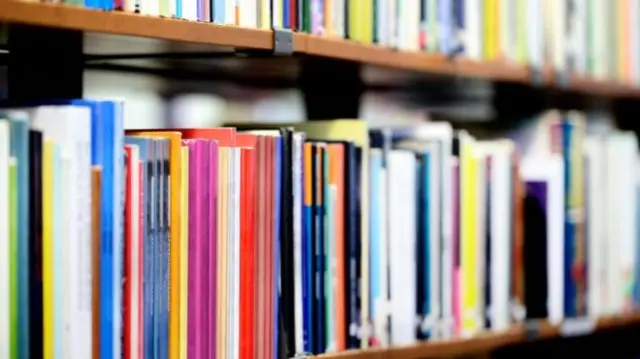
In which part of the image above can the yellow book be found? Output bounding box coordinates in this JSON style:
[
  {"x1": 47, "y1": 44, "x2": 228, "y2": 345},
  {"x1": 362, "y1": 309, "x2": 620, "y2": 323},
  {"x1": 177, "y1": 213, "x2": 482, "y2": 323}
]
[
  {"x1": 361, "y1": 0, "x2": 373, "y2": 44},
  {"x1": 127, "y1": 131, "x2": 183, "y2": 359},
  {"x1": 179, "y1": 146, "x2": 189, "y2": 359},
  {"x1": 484, "y1": 0, "x2": 497, "y2": 59},
  {"x1": 259, "y1": 0, "x2": 270, "y2": 29},
  {"x1": 348, "y1": 0, "x2": 361, "y2": 42},
  {"x1": 42, "y1": 140, "x2": 54, "y2": 359},
  {"x1": 461, "y1": 134, "x2": 479, "y2": 335},
  {"x1": 217, "y1": 147, "x2": 229, "y2": 359}
]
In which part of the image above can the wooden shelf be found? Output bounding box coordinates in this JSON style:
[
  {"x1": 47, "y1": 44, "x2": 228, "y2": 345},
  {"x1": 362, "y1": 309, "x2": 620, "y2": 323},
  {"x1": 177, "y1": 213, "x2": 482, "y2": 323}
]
[
  {"x1": 312, "y1": 314, "x2": 640, "y2": 359},
  {"x1": 1, "y1": 1, "x2": 640, "y2": 98}
]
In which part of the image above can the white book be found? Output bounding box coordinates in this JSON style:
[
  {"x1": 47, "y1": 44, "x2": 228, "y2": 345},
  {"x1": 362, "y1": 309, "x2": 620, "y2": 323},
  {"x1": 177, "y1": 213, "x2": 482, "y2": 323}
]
[
  {"x1": 521, "y1": 154, "x2": 565, "y2": 325},
  {"x1": 271, "y1": 0, "x2": 283, "y2": 28},
  {"x1": 605, "y1": 132, "x2": 638, "y2": 315},
  {"x1": 526, "y1": 0, "x2": 544, "y2": 70},
  {"x1": 0, "y1": 121, "x2": 10, "y2": 359},
  {"x1": 292, "y1": 134, "x2": 304, "y2": 354},
  {"x1": 181, "y1": 0, "x2": 198, "y2": 21},
  {"x1": 378, "y1": 0, "x2": 389, "y2": 46},
  {"x1": 388, "y1": 150, "x2": 417, "y2": 346},
  {"x1": 398, "y1": 0, "x2": 420, "y2": 51},
  {"x1": 387, "y1": 0, "x2": 398, "y2": 49},
  {"x1": 377, "y1": 165, "x2": 389, "y2": 347},
  {"x1": 547, "y1": 0, "x2": 567, "y2": 73},
  {"x1": 333, "y1": 0, "x2": 346, "y2": 38},
  {"x1": 226, "y1": 0, "x2": 236, "y2": 24},
  {"x1": 500, "y1": 0, "x2": 514, "y2": 62},
  {"x1": 474, "y1": 150, "x2": 486, "y2": 332},
  {"x1": 573, "y1": 0, "x2": 588, "y2": 74},
  {"x1": 464, "y1": 0, "x2": 482, "y2": 60},
  {"x1": 489, "y1": 143, "x2": 513, "y2": 331},
  {"x1": 475, "y1": 140, "x2": 514, "y2": 332},
  {"x1": 240, "y1": 0, "x2": 257, "y2": 28},
  {"x1": 141, "y1": 0, "x2": 160, "y2": 17},
  {"x1": 584, "y1": 137, "x2": 606, "y2": 318},
  {"x1": 593, "y1": 0, "x2": 607, "y2": 78}
]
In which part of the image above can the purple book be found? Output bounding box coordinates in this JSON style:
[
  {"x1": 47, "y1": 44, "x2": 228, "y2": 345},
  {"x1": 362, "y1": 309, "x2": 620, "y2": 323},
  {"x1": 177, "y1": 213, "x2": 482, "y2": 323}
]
[
  {"x1": 201, "y1": 140, "x2": 211, "y2": 359},
  {"x1": 184, "y1": 139, "x2": 205, "y2": 359},
  {"x1": 208, "y1": 141, "x2": 219, "y2": 359}
]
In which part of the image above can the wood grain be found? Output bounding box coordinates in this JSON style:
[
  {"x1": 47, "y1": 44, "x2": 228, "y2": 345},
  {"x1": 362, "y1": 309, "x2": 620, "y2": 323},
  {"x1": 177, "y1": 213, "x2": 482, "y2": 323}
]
[{"x1": 1, "y1": 1, "x2": 639, "y2": 98}]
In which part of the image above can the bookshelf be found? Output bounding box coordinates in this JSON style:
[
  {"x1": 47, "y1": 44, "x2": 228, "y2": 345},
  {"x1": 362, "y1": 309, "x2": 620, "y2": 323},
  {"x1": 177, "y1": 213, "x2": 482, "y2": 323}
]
[
  {"x1": 1, "y1": 1, "x2": 640, "y2": 99},
  {"x1": 3, "y1": 2, "x2": 640, "y2": 359}
]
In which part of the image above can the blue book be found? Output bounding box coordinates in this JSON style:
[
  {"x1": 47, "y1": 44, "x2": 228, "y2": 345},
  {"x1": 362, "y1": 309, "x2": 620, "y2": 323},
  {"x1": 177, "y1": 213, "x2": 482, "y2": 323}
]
[
  {"x1": 302, "y1": 142, "x2": 313, "y2": 353},
  {"x1": 149, "y1": 139, "x2": 160, "y2": 359},
  {"x1": 158, "y1": 139, "x2": 170, "y2": 359},
  {"x1": 213, "y1": 0, "x2": 225, "y2": 23},
  {"x1": 283, "y1": 0, "x2": 291, "y2": 28},
  {"x1": 417, "y1": 152, "x2": 431, "y2": 339},
  {"x1": 313, "y1": 144, "x2": 325, "y2": 353},
  {"x1": 368, "y1": 150, "x2": 382, "y2": 343},
  {"x1": 4, "y1": 113, "x2": 30, "y2": 359},
  {"x1": 438, "y1": 0, "x2": 453, "y2": 54},
  {"x1": 84, "y1": 0, "x2": 102, "y2": 9},
  {"x1": 561, "y1": 119, "x2": 576, "y2": 317}
]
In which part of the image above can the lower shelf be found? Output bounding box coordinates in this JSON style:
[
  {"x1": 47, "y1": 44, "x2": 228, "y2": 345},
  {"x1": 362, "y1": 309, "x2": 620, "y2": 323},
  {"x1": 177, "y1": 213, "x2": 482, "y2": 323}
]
[{"x1": 312, "y1": 314, "x2": 640, "y2": 359}]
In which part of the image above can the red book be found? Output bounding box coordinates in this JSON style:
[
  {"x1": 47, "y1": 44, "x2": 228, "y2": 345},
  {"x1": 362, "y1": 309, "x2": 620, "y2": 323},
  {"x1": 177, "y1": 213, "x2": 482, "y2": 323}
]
[
  {"x1": 236, "y1": 134, "x2": 257, "y2": 359},
  {"x1": 290, "y1": 0, "x2": 297, "y2": 30},
  {"x1": 138, "y1": 161, "x2": 144, "y2": 359}
]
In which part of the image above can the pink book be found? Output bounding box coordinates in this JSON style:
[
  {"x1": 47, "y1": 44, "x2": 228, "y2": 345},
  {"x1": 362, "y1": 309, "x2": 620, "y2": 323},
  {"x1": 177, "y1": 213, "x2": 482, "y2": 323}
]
[
  {"x1": 185, "y1": 139, "x2": 204, "y2": 359},
  {"x1": 208, "y1": 141, "x2": 219, "y2": 359}
]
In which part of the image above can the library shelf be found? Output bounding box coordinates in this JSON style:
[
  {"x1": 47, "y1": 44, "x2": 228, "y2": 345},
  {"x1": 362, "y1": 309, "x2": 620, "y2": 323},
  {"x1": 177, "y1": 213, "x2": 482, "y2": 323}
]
[
  {"x1": 1, "y1": 0, "x2": 640, "y2": 98},
  {"x1": 311, "y1": 314, "x2": 640, "y2": 359}
]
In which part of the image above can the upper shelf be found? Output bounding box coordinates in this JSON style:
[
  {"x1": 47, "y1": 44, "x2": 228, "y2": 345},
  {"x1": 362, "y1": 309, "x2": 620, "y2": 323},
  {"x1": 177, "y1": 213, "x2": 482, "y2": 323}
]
[{"x1": 1, "y1": 1, "x2": 640, "y2": 99}]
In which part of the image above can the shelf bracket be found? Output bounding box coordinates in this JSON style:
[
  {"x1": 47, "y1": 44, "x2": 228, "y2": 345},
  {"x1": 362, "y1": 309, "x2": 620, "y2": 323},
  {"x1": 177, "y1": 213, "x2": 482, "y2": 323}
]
[
  {"x1": 555, "y1": 69, "x2": 571, "y2": 90},
  {"x1": 272, "y1": 27, "x2": 293, "y2": 56},
  {"x1": 530, "y1": 66, "x2": 545, "y2": 88}
]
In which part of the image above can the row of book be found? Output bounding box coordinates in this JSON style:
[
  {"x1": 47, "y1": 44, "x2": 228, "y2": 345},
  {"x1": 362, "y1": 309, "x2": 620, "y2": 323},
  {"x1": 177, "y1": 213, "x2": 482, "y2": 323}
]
[
  {"x1": 38, "y1": 0, "x2": 640, "y2": 85},
  {"x1": 0, "y1": 103, "x2": 638, "y2": 359}
]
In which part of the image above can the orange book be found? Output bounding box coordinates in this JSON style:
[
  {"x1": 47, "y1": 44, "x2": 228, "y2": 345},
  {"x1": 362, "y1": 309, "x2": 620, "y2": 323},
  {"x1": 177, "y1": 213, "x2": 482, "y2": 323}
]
[
  {"x1": 327, "y1": 143, "x2": 345, "y2": 351},
  {"x1": 619, "y1": 0, "x2": 630, "y2": 82}
]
